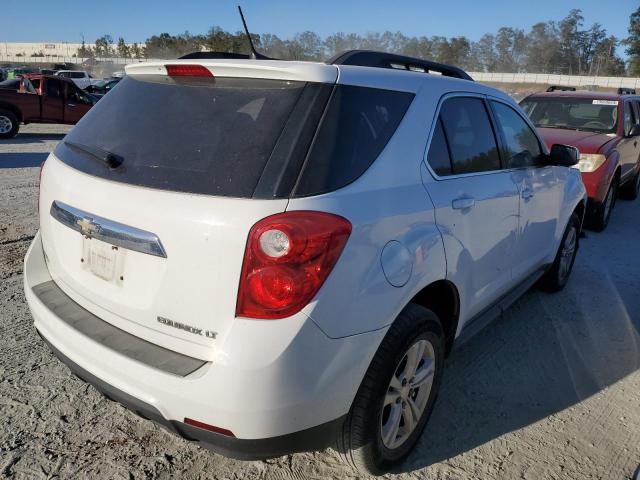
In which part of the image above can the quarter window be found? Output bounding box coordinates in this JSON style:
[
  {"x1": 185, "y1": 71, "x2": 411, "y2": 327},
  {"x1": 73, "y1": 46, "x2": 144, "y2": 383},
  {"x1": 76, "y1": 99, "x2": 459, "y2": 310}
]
[
  {"x1": 491, "y1": 101, "x2": 542, "y2": 168},
  {"x1": 426, "y1": 118, "x2": 452, "y2": 176},
  {"x1": 439, "y1": 97, "x2": 501, "y2": 174}
]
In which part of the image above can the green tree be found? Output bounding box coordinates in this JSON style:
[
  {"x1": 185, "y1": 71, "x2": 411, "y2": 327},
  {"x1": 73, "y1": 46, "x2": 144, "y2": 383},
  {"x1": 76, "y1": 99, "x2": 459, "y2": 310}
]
[
  {"x1": 116, "y1": 37, "x2": 130, "y2": 58},
  {"x1": 95, "y1": 35, "x2": 114, "y2": 57},
  {"x1": 624, "y1": 6, "x2": 640, "y2": 75}
]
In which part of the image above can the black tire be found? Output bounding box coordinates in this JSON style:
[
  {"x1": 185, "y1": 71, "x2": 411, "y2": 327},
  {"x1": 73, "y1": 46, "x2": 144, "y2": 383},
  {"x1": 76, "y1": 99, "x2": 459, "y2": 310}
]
[
  {"x1": 337, "y1": 303, "x2": 445, "y2": 475},
  {"x1": 619, "y1": 169, "x2": 640, "y2": 200},
  {"x1": 538, "y1": 212, "x2": 580, "y2": 292},
  {"x1": 0, "y1": 109, "x2": 19, "y2": 139},
  {"x1": 588, "y1": 179, "x2": 617, "y2": 232}
]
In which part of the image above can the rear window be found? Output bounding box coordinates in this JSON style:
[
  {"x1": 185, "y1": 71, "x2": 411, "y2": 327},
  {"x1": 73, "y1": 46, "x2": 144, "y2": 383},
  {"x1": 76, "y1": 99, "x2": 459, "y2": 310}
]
[
  {"x1": 56, "y1": 75, "x2": 413, "y2": 198},
  {"x1": 57, "y1": 75, "x2": 309, "y2": 198},
  {"x1": 293, "y1": 85, "x2": 414, "y2": 197}
]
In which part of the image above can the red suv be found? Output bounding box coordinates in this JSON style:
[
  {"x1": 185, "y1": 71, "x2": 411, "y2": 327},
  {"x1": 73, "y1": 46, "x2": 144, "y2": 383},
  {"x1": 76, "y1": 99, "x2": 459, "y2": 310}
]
[{"x1": 521, "y1": 89, "x2": 640, "y2": 231}]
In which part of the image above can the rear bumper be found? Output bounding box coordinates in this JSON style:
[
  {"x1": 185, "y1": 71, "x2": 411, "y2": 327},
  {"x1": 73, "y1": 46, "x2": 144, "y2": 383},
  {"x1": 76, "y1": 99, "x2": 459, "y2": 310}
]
[
  {"x1": 24, "y1": 231, "x2": 386, "y2": 450},
  {"x1": 40, "y1": 333, "x2": 345, "y2": 460}
]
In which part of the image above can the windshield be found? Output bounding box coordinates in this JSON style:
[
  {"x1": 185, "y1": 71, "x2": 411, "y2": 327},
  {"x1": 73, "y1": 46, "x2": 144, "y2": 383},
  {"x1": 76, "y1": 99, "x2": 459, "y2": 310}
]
[{"x1": 520, "y1": 97, "x2": 619, "y2": 134}]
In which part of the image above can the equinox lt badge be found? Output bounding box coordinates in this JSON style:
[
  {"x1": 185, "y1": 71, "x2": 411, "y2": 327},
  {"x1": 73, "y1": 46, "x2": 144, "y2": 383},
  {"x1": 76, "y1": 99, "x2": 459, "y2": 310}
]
[{"x1": 157, "y1": 316, "x2": 217, "y2": 339}]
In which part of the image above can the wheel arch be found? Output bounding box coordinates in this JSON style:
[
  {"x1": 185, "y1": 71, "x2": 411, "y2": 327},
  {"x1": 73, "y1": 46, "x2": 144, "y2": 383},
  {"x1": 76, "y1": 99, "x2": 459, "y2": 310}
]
[
  {"x1": 407, "y1": 279, "x2": 460, "y2": 355},
  {"x1": 0, "y1": 102, "x2": 23, "y2": 123}
]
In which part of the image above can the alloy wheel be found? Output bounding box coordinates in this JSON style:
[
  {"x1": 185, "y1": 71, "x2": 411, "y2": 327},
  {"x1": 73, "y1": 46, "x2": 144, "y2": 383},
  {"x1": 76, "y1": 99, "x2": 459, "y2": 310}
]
[
  {"x1": 381, "y1": 339, "x2": 435, "y2": 450},
  {"x1": 0, "y1": 115, "x2": 12, "y2": 134}
]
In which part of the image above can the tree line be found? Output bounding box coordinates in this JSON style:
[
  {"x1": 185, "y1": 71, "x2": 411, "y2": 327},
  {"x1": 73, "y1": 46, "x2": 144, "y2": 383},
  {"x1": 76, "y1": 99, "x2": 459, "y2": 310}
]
[{"x1": 79, "y1": 8, "x2": 640, "y2": 76}]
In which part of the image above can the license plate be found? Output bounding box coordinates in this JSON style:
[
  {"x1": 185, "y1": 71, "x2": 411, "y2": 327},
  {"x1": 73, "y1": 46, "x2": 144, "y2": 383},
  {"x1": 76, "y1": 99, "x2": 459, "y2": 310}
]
[{"x1": 83, "y1": 238, "x2": 118, "y2": 281}]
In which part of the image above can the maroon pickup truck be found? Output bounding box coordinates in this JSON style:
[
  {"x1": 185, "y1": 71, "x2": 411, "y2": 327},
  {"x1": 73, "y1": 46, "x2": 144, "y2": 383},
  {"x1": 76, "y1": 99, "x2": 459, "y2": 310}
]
[{"x1": 0, "y1": 74, "x2": 96, "y2": 139}]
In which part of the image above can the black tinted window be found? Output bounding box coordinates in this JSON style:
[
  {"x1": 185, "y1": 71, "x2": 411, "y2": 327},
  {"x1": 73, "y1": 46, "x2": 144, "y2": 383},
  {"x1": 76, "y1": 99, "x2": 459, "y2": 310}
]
[
  {"x1": 294, "y1": 85, "x2": 414, "y2": 197},
  {"x1": 440, "y1": 97, "x2": 500, "y2": 174},
  {"x1": 426, "y1": 118, "x2": 452, "y2": 176},
  {"x1": 624, "y1": 101, "x2": 636, "y2": 135},
  {"x1": 491, "y1": 101, "x2": 542, "y2": 168},
  {"x1": 46, "y1": 79, "x2": 63, "y2": 98},
  {"x1": 56, "y1": 75, "x2": 310, "y2": 198}
]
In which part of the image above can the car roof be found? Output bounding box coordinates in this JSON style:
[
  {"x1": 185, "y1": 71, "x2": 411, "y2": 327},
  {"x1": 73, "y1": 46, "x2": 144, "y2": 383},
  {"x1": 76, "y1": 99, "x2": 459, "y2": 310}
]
[{"x1": 525, "y1": 90, "x2": 638, "y2": 101}]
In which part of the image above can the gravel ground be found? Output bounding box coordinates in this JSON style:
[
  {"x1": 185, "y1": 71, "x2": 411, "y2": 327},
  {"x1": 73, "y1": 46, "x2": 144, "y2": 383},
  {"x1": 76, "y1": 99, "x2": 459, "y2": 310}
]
[{"x1": 1, "y1": 125, "x2": 639, "y2": 480}]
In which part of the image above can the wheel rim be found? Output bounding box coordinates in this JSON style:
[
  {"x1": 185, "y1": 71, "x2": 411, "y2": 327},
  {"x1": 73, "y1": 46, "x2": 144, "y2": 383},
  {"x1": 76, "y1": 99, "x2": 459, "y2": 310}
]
[
  {"x1": 381, "y1": 339, "x2": 435, "y2": 450},
  {"x1": 0, "y1": 115, "x2": 12, "y2": 134},
  {"x1": 559, "y1": 224, "x2": 577, "y2": 281}
]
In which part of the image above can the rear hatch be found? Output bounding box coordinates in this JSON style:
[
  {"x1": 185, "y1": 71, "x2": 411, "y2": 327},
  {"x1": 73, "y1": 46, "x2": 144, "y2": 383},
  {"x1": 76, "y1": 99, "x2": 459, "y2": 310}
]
[{"x1": 39, "y1": 61, "x2": 337, "y2": 360}]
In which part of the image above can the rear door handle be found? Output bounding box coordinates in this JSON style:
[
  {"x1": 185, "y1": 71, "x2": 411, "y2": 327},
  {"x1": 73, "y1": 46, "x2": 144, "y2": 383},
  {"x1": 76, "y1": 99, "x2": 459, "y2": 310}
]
[
  {"x1": 67, "y1": 103, "x2": 76, "y2": 107},
  {"x1": 452, "y1": 197, "x2": 475, "y2": 210},
  {"x1": 521, "y1": 188, "x2": 535, "y2": 199}
]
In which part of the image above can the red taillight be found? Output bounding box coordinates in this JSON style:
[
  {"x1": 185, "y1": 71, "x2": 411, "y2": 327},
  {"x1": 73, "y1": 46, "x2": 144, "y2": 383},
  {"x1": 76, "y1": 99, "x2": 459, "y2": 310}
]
[
  {"x1": 183, "y1": 418, "x2": 235, "y2": 437},
  {"x1": 165, "y1": 64, "x2": 213, "y2": 77},
  {"x1": 236, "y1": 211, "x2": 352, "y2": 319}
]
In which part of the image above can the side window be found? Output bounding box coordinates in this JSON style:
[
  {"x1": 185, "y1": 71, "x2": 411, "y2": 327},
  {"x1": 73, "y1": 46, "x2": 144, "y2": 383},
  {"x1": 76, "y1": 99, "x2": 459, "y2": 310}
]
[
  {"x1": 68, "y1": 85, "x2": 92, "y2": 105},
  {"x1": 624, "y1": 102, "x2": 635, "y2": 136},
  {"x1": 46, "y1": 79, "x2": 63, "y2": 99},
  {"x1": 426, "y1": 118, "x2": 452, "y2": 176},
  {"x1": 491, "y1": 101, "x2": 542, "y2": 168},
  {"x1": 439, "y1": 97, "x2": 501, "y2": 174}
]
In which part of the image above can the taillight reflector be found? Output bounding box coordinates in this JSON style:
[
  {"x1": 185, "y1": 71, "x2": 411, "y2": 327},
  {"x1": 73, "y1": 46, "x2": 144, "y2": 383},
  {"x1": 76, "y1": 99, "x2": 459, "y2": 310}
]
[
  {"x1": 165, "y1": 64, "x2": 213, "y2": 77},
  {"x1": 183, "y1": 418, "x2": 235, "y2": 437},
  {"x1": 236, "y1": 211, "x2": 352, "y2": 320}
]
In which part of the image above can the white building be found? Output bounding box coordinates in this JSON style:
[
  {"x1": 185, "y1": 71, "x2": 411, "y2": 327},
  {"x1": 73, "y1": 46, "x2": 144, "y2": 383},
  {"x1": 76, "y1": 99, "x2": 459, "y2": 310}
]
[{"x1": 0, "y1": 42, "x2": 139, "y2": 63}]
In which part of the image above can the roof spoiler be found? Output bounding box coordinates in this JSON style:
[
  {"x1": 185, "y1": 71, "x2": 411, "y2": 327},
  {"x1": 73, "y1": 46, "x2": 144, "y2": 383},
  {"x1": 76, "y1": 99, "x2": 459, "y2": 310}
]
[
  {"x1": 618, "y1": 87, "x2": 636, "y2": 95},
  {"x1": 327, "y1": 50, "x2": 473, "y2": 81},
  {"x1": 178, "y1": 52, "x2": 252, "y2": 60},
  {"x1": 546, "y1": 86, "x2": 576, "y2": 92}
]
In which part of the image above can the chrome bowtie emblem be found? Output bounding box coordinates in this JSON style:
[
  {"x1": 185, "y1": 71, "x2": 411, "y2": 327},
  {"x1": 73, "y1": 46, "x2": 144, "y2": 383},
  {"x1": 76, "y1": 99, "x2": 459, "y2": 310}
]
[{"x1": 76, "y1": 217, "x2": 100, "y2": 237}]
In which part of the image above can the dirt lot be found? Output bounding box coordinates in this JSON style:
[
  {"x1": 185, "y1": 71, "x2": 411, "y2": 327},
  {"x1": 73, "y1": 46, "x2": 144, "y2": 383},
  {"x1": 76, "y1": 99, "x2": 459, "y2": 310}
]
[{"x1": 1, "y1": 125, "x2": 639, "y2": 480}]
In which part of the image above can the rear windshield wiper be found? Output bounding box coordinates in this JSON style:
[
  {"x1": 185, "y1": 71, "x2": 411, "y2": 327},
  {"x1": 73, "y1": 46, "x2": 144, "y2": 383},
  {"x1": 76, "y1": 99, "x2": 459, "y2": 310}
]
[{"x1": 64, "y1": 140, "x2": 123, "y2": 169}]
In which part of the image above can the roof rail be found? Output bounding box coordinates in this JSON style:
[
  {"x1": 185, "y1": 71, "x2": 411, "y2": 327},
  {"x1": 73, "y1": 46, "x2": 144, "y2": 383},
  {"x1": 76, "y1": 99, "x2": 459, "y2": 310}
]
[
  {"x1": 546, "y1": 85, "x2": 576, "y2": 92},
  {"x1": 327, "y1": 50, "x2": 473, "y2": 81},
  {"x1": 178, "y1": 51, "x2": 253, "y2": 60},
  {"x1": 618, "y1": 87, "x2": 636, "y2": 95}
]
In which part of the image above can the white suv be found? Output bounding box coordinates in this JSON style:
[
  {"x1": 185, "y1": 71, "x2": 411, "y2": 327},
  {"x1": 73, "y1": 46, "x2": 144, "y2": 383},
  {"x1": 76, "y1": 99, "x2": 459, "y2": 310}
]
[{"x1": 24, "y1": 51, "x2": 586, "y2": 474}]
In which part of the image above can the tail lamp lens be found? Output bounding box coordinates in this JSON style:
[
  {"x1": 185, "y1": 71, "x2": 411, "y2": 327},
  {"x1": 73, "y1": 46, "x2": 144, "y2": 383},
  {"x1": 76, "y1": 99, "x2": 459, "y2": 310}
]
[{"x1": 236, "y1": 211, "x2": 352, "y2": 319}]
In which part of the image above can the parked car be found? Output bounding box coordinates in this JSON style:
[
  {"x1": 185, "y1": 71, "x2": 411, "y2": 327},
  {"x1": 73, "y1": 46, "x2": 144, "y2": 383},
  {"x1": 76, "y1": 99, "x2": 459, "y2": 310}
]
[
  {"x1": 24, "y1": 52, "x2": 586, "y2": 475},
  {"x1": 54, "y1": 70, "x2": 101, "y2": 90},
  {"x1": 0, "y1": 74, "x2": 96, "y2": 138},
  {"x1": 521, "y1": 89, "x2": 640, "y2": 231},
  {"x1": 84, "y1": 78, "x2": 121, "y2": 97}
]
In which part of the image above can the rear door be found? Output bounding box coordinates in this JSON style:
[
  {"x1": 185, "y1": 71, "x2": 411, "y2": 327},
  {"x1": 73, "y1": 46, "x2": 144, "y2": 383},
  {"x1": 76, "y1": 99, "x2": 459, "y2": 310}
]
[
  {"x1": 489, "y1": 99, "x2": 561, "y2": 280},
  {"x1": 424, "y1": 94, "x2": 519, "y2": 321},
  {"x1": 41, "y1": 77, "x2": 64, "y2": 122}
]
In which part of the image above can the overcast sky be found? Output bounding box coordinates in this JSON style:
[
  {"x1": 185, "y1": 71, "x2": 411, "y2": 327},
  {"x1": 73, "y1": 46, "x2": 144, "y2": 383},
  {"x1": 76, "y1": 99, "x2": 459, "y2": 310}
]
[{"x1": 2, "y1": 0, "x2": 637, "y2": 55}]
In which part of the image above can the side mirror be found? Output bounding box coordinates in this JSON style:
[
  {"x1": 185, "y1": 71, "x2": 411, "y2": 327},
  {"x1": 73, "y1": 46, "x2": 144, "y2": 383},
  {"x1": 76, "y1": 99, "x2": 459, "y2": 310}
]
[
  {"x1": 629, "y1": 124, "x2": 640, "y2": 137},
  {"x1": 547, "y1": 144, "x2": 579, "y2": 167}
]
